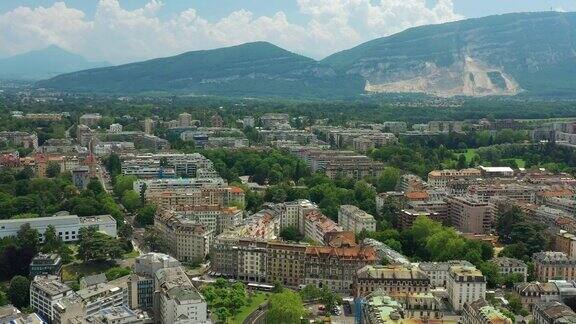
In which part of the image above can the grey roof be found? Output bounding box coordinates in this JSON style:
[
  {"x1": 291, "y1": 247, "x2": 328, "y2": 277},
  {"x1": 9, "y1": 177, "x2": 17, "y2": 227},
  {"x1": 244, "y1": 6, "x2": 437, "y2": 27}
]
[{"x1": 81, "y1": 273, "x2": 107, "y2": 287}]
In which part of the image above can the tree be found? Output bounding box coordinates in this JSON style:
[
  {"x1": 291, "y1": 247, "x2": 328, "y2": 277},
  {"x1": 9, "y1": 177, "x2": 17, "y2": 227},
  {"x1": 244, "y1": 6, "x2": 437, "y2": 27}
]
[
  {"x1": 104, "y1": 153, "x2": 122, "y2": 178},
  {"x1": 136, "y1": 204, "x2": 156, "y2": 226},
  {"x1": 46, "y1": 162, "x2": 61, "y2": 178},
  {"x1": 122, "y1": 190, "x2": 142, "y2": 212},
  {"x1": 87, "y1": 179, "x2": 105, "y2": 196},
  {"x1": 279, "y1": 226, "x2": 304, "y2": 242},
  {"x1": 17, "y1": 223, "x2": 39, "y2": 254},
  {"x1": 266, "y1": 290, "x2": 306, "y2": 324},
  {"x1": 78, "y1": 227, "x2": 123, "y2": 263},
  {"x1": 0, "y1": 290, "x2": 8, "y2": 306},
  {"x1": 479, "y1": 261, "x2": 501, "y2": 289},
  {"x1": 105, "y1": 266, "x2": 131, "y2": 281},
  {"x1": 42, "y1": 225, "x2": 63, "y2": 253},
  {"x1": 8, "y1": 276, "x2": 30, "y2": 308},
  {"x1": 457, "y1": 154, "x2": 468, "y2": 169},
  {"x1": 376, "y1": 167, "x2": 400, "y2": 192},
  {"x1": 113, "y1": 175, "x2": 137, "y2": 197}
]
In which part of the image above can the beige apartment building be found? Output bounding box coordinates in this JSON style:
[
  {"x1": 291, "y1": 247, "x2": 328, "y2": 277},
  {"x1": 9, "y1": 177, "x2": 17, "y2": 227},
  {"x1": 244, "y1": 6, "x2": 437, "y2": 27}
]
[
  {"x1": 533, "y1": 251, "x2": 576, "y2": 282},
  {"x1": 338, "y1": 205, "x2": 376, "y2": 233},
  {"x1": 427, "y1": 168, "x2": 481, "y2": 189},
  {"x1": 355, "y1": 265, "x2": 430, "y2": 297},
  {"x1": 154, "y1": 212, "x2": 213, "y2": 263}
]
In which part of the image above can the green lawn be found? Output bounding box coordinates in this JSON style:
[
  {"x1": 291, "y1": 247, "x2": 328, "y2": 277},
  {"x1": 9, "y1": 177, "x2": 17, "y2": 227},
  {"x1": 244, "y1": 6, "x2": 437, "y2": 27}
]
[
  {"x1": 123, "y1": 250, "x2": 140, "y2": 259},
  {"x1": 229, "y1": 292, "x2": 269, "y2": 324},
  {"x1": 61, "y1": 261, "x2": 116, "y2": 282},
  {"x1": 460, "y1": 148, "x2": 478, "y2": 162}
]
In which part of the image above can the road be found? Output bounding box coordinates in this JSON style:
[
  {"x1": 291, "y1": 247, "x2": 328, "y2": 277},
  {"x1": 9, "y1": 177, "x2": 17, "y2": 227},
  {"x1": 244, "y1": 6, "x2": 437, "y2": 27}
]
[{"x1": 244, "y1": 304, "x2": 267, "y2": 324}]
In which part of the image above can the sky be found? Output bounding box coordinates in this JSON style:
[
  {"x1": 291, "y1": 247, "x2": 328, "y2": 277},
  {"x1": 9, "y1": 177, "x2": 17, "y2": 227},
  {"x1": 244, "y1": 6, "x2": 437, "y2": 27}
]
[{"x1": 0, "y1": 0, "x2": 574, "y2": 64}]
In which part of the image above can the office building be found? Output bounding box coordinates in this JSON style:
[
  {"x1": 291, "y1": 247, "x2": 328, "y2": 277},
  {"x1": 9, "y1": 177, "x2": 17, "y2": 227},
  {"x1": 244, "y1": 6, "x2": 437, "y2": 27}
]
[
  {"x1": 446, "y1": 196, "x2": 491, "y2": 234},
  {"x1": 0, "y1": 213, "x2": 117, "y2": 242},
  {"x1": 418, "y1": 260, "x2": 474, "y2": 288},
  {"x1": 30, "y1": 253, "x2": 62, "y2": 277}
]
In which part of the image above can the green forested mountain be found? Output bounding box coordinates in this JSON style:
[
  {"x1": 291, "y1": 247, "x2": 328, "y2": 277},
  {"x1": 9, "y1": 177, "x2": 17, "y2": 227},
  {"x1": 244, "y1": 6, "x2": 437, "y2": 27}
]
[
  {"x1": 37, "y1": 42, "x2": 363, "y2": 98},
  {"x1": 39, "y1": 12, "x2": 576, "y2": 98}
]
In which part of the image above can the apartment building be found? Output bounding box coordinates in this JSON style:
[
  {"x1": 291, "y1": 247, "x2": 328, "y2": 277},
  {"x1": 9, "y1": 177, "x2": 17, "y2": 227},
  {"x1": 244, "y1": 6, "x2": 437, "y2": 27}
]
[
  {"x1": 446, "y1": 266, "x2": 486, "y2": 312},
  {"x1": 145, "y1": 187, "x2": 244, "y2": 210},
  {"x1": 363, "y1": 238, "x2": 411, "y2": 266},
  {"x1": 237, "y1": 239, "x2": 269, "y2": 283},
  {"x1": 266, "y1": 242, "x2": 307, "y2": 288},
  {"x1": 468, "y1": 183, "x2": 535, "y2": 203},
  {"x1": 533, "y1": 301, "x2": 576, "y2": 324},
  {"x1": 355, "y1": 265, "x2": 430, "y2": 297},
  {"x1": 462, "y1": 299, "x2": 512, "y2": 324},
  {"x1": 417, "y1": 260, "x2": 474, "y2": 288},
  {"x1": 0, "y1": 213, "x2": 117, "y2": 242},
  {"x1": 158, "y1": 206, "x2": 242, "y2": 235},
  {"x1": 303, "y1": 210, "x2": 342, "y2": 244},
  {"x1": 352, "y1": 133, "x2": 397, "y2": 154},
  {"x1": 533, "y1": 252, "x2": 576, "y2": 282},
  {"x1": 30, "y1": 275, "x2": 75, "y2": 322},
  {"x1": 76, "y1": 282, "x2": 126, "y2": 317},
  {"x1": 427, "y1": 168, "x2": 481, "y2": 189},
  {"x1": 446, "y1": 196, "x2": 491, "y2": 234},
  {"x1": 338, "y1": 205, "x2": 376, "y2": 233},
  {"x1": 304, "y1": 245, "x2": 377, "y2": 293},
  {"x1": 545, "y1": 197, "x2": 576, "y2": 216},
  {"x1": 554, "y1": 230, "x2": 576, "y2": 259},
  {"x1": 0, "y1": 131, "x2": 38, "y2": 149},
  {"x1": 324, "y1": 157, "x2": 384, "y2": 180},
  {"x1": 399, "y1": 208, "x2": 441, "y2": 230},
  {"x1": 133, "y1": 177, "x2": 227, "y2": 193},
  {"x1": 155, "y1": 266, "x2": 208, "y2": 324},
  {"x1": 79, "y1": 113, "x2": 102, "y2": 127},
  {"x1": 121, "y1": 153, "x2": 214, "y2": 177},
  {"x1": 260, "y1": 113, "x2": 289, "y2": 129},
  {"x1": 492, "y1": 257, "x2": 528, "y2": 282},
  {"x1": 514, "y1": 282, "x2": 560, "y2": 311},
  {"x1": 154, "y1": 212, "x2": 212, "y2": 263}
]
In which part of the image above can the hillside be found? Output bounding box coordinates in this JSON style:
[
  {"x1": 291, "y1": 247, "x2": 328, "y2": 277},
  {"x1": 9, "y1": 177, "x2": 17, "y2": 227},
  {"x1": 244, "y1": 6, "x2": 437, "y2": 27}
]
[
  {"x1": 0, "y1": 46, "x2": 108, "y2": 80},
  {"x1": 38, "y1": 12, "x2": 576, "y2": 98},
  {"x1": 322, "y1": 12, "x2": 576, "y2": 97},
  {"x1": 38, "y1": 42, "x2": 363, "y2": 98}
]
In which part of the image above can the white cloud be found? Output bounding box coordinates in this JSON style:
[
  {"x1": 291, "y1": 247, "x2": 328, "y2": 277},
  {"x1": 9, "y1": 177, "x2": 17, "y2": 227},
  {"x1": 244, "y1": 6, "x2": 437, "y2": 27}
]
[{"x1": 0, "y1": 0, "x2": 462, "y2": 63}]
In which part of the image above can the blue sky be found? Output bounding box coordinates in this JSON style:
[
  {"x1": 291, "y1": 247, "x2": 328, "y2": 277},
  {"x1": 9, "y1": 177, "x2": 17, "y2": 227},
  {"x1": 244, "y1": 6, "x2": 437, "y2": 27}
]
[{"x1": 0, "y1": 0, "x2": 574, "y2": 63}]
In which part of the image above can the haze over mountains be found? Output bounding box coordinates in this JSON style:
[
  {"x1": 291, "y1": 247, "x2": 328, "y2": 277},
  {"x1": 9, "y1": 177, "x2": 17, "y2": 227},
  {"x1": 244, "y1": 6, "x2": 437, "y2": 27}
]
[
  {"x1": 37, "y1": 12, "x2": 576, "y2": 98},
  {"x1": 0, "y1": 46, "x2": 108, "y2": 81}
]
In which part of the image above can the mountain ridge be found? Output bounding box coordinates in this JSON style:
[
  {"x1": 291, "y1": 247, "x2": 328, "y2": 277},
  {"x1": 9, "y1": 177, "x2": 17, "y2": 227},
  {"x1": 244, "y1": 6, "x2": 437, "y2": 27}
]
[
  {"x1": 0, "y1": 46, "x2": 109, "y2": 81},
  {"x1": 38, "y1": 11, "x2": 576, "y2": 98}
]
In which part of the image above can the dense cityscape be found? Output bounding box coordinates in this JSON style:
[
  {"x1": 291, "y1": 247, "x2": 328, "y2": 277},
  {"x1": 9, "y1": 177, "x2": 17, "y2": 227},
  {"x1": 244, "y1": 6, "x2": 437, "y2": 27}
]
[
  {"x1": 4, "y1": 1, "x2": 576, "y2": 324},
  {"x1": 0, "y1": 87, "x2": 574, "y2": 324}
]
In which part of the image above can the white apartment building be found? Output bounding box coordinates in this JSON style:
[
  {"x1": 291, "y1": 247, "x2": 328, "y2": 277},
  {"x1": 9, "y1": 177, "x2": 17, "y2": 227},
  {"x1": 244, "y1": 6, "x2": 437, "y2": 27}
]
[
  {"x1": 427, "y1": 168, "x2": 481, "y2": 189},
  {"x1": 280, "y1": 199, "x2": 317, "y2": 231},
  {"x1": 0, "y1": 214, "x2": 117, "y2": 242},
  {"x1": 77, "y1": 283, "x2": 126, "y2": 316},
  {"x1": 158, "y1": 207, "x2": 242, "y2": 235},
  {"x1": 30, "y1": 275, "x2": 75, "y2": 322},
  {"x1": 417, "y1": 260, "x2": 473, "y2": 288},
  {"x1": 338, "y1": 205, "x2": 376, "y2": 233},
  {"x1": 446, "y1": 266, "x2": 486, "y2": 312},
  {"x1": 155, "y1": 267, "x2": 208, "y2": 324}
]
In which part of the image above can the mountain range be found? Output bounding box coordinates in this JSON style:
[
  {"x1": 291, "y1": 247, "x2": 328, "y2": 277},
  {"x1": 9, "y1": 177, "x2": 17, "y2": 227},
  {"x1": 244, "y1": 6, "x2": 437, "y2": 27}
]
[
  {"x1": 0, "y1": 46, "x2": 108, "y2": 81},
  {"x1": 38, "y1": 11, "x2": 576, "y2": 98}
]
